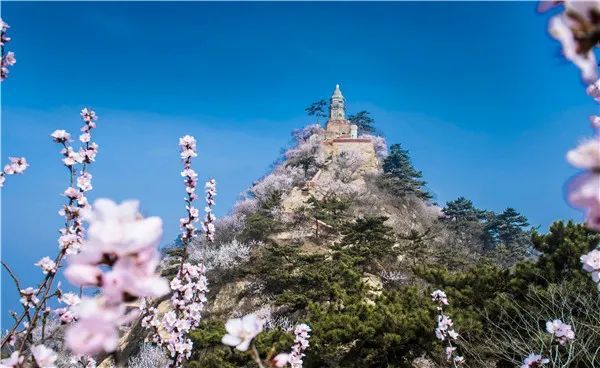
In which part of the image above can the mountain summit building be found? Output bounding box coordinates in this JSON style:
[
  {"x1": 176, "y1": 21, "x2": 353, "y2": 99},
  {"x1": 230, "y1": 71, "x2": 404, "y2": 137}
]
[
  {"x1": 322, "y1": 84, "x2": 374, "y2": 154},
  {"x1": 325, "y1": 84, "x2": 359, "y2": 140},
  {"x1": 281, "y1": 84, "x2": 380, "y2": 214}
]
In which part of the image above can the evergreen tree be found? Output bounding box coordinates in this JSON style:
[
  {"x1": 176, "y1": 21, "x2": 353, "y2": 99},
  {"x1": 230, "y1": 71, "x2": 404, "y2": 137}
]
[
  {"x1": 484, "y1": 208, "x2": 531, "y2": 267},
  {"x1": 442, "y1": 197, "x2": 487, "y2": 223},
  {"x1": 511, "y1": 221, "x2": 600, "y2": 291},
  {"x1": 303, "y1": 195, "x2": 351, "y2": 238},
  {"x1": 239, "y1": 191, "x2": 282, "y2": 243},
  {"x1": 335, "y1": 216, "x2": 397, "y2": 269},
  {"x1": 305, "y1": 99, "x2": 328, "y2": 123},
  {"x1": 347, "y1": 110, "x2": 375, "y2": 135},
  {"x1": 492, "y1": 208, "x2": 529, "y2": 245},
  {"x1": 382, "y1": 143, "x2": 431, "y2": 200}
]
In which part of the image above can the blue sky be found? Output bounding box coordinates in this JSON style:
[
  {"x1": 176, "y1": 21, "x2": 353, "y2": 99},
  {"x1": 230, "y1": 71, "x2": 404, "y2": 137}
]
[{"x1": 0, "y1": 2, "x2": 597, "y2": 322}]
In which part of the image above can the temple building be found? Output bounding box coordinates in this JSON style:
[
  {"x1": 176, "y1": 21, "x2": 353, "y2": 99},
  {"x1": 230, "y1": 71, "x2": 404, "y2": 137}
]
[
  {"x1": 325, "y1": 84, "x2": 358, "y2": 139},
  {"x1": 323, "y1": 84, "x2": 373, "y2": 152}
]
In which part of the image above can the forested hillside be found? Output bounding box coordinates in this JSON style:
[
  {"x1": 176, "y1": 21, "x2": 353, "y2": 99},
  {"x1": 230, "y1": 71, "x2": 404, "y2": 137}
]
[{"x1": 131, "y1": 123, "x2": 598, "y2": 368}]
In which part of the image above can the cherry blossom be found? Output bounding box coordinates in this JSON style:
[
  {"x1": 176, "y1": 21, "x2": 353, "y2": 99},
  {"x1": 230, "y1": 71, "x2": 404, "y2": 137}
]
[
  {"x1": 65, "y1": 199, "x2": 168, "y2": 301},
  {"x1": 50, "y1": 129, "x2": 71, "y2": 143},
  {"x1": 0, "y1": 351, "x2": 23, "y2": 368},
  {"x1": 431, "y1": 289, "x2": 449, "y2": 306},
  {"x1": 65, "y1": 298, "x2": 123, "y2": 356},
  {"x1": 0, "y1": 157, "x2": 28, "y2": 188},
  {"x1": 80, "y1": 108, "x2": 97, "y2": 123},
  {"x1": 81, "y1": 199, "x2": 163, "y2": 255},
  {"x1": 273, "y1": 353, "x2": 291, "y2": 367},
  {"x1": 581, "y1": 248, "x2": 600, "y2": 289},
  {"x1": 520, "y1": 353, "x2": 549, "y2": 368},
  {"x1": 590, "y1": 115, "x2": 600, "y2": 129},
  {"x1": 548, "y1": 1, "x2": 600, "y2": 82},
  {"x1": 546, "y1": 319, "x2": 575, "y2": 345},
  {"x1": 19, "y1": 287, "x2": 39, "y2": 309},
  {"x1": 59, "y1": 292, "x2": 81, "y2": 306},
  {"x1": 77, "y1": 172, "x2": 93, "y2": 192},
  {"x1": 63, "y1": 197, "x2": 168, "y2": 358},
  {"x1": 142, "y1": 263, "x2": 209, "y2": 363},
  {"x1": 31, "y1": 345, "x2": 57, "y2": 368},
  {"x1": 34, "y1": 257, "x2": 57, "y2": 275},
  {"x1": 221, "y1": 313, "x2": 264, "y2": 351},
  {"x1": 142, "y1": 139, "x2": 216, "y2": 367},
  {"x1": 287, "y1": 323, "x2": 311, "y2": 368},
  {"x1": 431, "y1": 289, "x2": 464, "y2": 365},
  {"x1": 1, "y1": 18, "x2": 15, "y2": 81},
  {"x1": 567, "y1": 138, "x2": 600, "y2": 170},
  {"x1": 1, "y1": 109, "x2": 103, "y2": 363},
  {"x1": 3, "y1": 157, "x2": 28, "y2": 175},
  {"x1": 587, "y1": 80, "x2": 600, "y2": 102}
]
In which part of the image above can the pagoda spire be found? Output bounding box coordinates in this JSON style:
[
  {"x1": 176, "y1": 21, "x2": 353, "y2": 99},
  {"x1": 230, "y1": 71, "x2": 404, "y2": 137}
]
[{"x1": 329, "y1": 84, "x2": 345, "y2": 121}]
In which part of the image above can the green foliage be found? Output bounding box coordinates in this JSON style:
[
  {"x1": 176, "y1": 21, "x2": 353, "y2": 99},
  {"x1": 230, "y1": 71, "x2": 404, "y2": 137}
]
[
  {"x1": 442, "y1": 197, "x2": 487, "y2": 223},
  {"x1": 347, "y1": 110, "x2": 375, "y2": 135},
  {"x1": 441, "y1": 197, "x2": 532, "y2": 267},
  {"x1": 186, "y1": 191, "x2": 599, "y2": 368},
  {"x1": 418, "y1": 221, "x2": 600, "y2": 365},
  {"x1": 397, "y1": 228, "x2": 435, "y2": 267},
  {"x1": 307, "y1": 287, "x2": 436, "y2": 367},
  {"x1": 250, "y1": 243, "x2": 364, "y2": 310},
  {"x1": 489, "y1": 208, "x2": 529, "y2": 245},
  {"x1": 160, "y1": 244, "x2": 186, "y2": 278},
  {"x1": 304, "y1": 195, "x2": 351, "y2": 229},
  {"x1": 239, "y1": 191, "x2": 283, "y2": 243},
  {"x1": 305, "y1": 99, "x2": 328, "y2": 122},
  {"x1": 381, "y1": 144, "x2": 431, "y2": 200},
  {"x1": 510, "y1": 221, "x2": 600, "y2": 294},
  {"x1": 334, "y1": 216, "x2": 397, "y2": 269}
]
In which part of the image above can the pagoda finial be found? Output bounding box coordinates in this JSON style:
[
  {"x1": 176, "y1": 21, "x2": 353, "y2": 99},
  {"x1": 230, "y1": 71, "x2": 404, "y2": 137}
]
[{"x1": 332, "y1": 84, "x2": 343, "y2": 98}]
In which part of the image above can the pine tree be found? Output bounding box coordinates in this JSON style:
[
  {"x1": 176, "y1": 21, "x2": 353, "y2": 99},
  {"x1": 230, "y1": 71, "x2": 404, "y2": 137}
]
[
  {"x1": 493, "y1": 208, "x2": 529, "y2": 245},
  {"x1": 347, "y1": 110, "x2": 375, "y2": 135},
  {"x1": 305, "y1": 99, "x2": 328, "y2": 123},
  {"x1": 442, "y1": 197, "x2": 487, "y2": 222},
  {"x1": 382, "y1": 143, "x2": 431, "y2": 200},
  {"x1": 336, "y1": 216, "x2": 397, "y2": 269}
]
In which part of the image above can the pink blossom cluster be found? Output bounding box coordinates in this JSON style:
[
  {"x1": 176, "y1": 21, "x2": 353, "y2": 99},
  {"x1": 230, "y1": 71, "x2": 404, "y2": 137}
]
[
  {"x1": 580, "y1": 248, "x2": 600, "y2": 290},
  {"x1": 203, "y1": 179, "x2": 217, "y2": 242},
  {"x1": 0, "y1": 344, "x2": 58, "y2": 368},
  {"x1": 545, "y1": 319, "x2": 575, "y2": 345},
  {"x1": 51, "y1": 108, "x2": 99, "y2": 255},
  {"x1": 0, "y1": 18, "x2": 15, "y2": 81},
  {"x1": 0, "y1": 157, "x2": 28, "y2": 188},
  {"x1": 54, "y1": 291, "x2": 81, "y2": 324},
  {"x1": 566, "y1": 133, "x2": 600, "y2": 231},
  {"x1": 31, "y1": 344, "x2": 58, "y2": 368},
  {"x1": 431, "y1": 289, "x2": 464, "y2": 366},
  {"x1": 273, "y1": 323, "x2": 312, "y2": 368},
  {"x1": 179, "y1": 135, "x2": 200, "y2": 242},
  {"x1": 542, "y1": 2, "x2": 600, "y2": 231},
  {"x1": 142, "y1": 263, "x2": 208, "y2": 365},
  {"x1": 0, "y1": 351, "x2": 24, "y2": 367},
  {"x1": 546, "y1": 1, "x2": 600, "y2": 83},
  {"x1": 431, "y1": 289, "x2": 449, "y2": 306},
  {"x1": 0, "y1": 109, "x2": 102, "y2": 363},
  {"x1": 520, "y1": 353, "x2": 549, "y2": 368},
  {"x1": 141, "y1": 137, "x2": 216, "y2": 367},
  {"x1": 63, "y1": 198, "x2": 169, "y2": 356}
]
